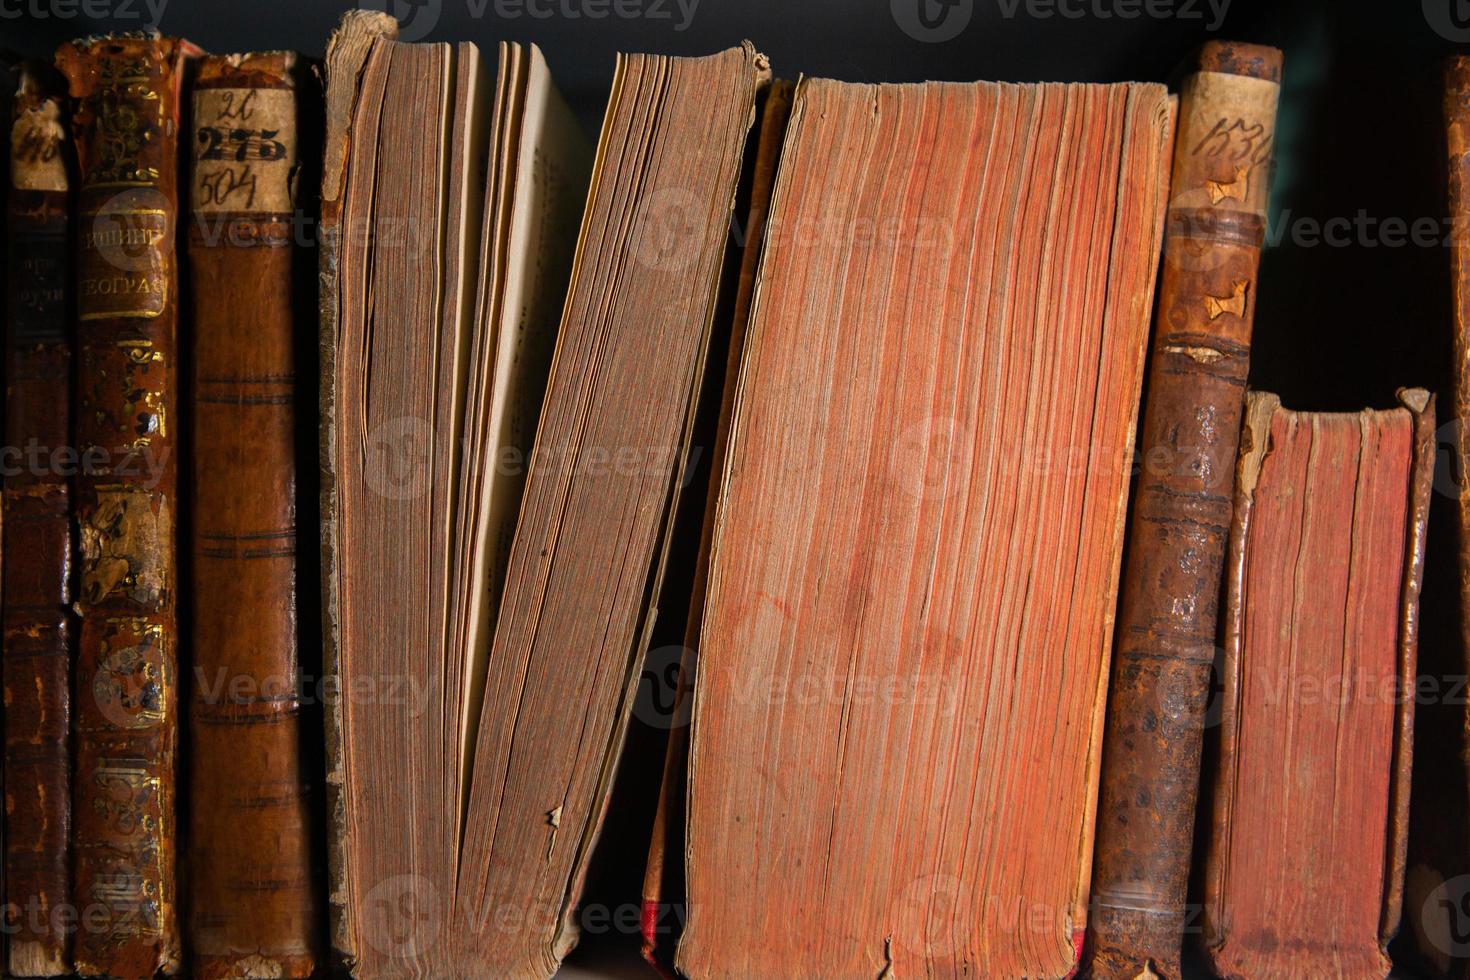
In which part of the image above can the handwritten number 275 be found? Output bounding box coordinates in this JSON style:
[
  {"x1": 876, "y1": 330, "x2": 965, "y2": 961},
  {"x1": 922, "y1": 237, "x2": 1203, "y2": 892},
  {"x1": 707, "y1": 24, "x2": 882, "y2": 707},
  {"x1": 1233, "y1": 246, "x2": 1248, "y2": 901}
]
[{"x1": 197, "y1": 126, "x2": 287, "y2": 162}]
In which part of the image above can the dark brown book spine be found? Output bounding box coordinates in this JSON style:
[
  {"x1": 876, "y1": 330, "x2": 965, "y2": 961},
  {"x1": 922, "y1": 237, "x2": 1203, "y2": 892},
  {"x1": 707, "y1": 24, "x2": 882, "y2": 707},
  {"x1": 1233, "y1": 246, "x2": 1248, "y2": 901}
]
[
  {"x1": 1087, "y1": 41, "x2": 1281, "y2": 979},
  {"x1": 1405, "y1": 58, "x2": 1470, "y2": 980},
  {"x1": 185, "y1": 52, "x2": 321, "y2": 979},
  {"x1": 3, "y1": 64, "x2": 73, "y2": 979},
  {"x1": 55, "y1": 35, "x2": 193, "y2": 978}
]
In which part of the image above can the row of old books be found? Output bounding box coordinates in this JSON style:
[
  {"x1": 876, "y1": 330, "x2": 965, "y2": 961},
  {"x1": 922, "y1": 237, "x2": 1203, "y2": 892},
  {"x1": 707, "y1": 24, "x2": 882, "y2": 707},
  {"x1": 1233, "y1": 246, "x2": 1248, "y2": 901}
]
[
  {"x1": 3, "y1": 11, "x2": 1470, "y2": 980},
  {"x1": 4, "y1": 37, "x2": 317, "y2": 979}
]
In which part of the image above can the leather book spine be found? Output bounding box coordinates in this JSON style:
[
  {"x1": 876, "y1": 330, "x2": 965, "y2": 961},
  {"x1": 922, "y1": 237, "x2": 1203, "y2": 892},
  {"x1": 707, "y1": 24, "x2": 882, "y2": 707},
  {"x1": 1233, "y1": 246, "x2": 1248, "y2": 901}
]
[
  {"x1": 316, "y1": 11, "x2": 396, "y2": 972},
  {"x1": 55, "y1": 35, "x2": 194, "y2": 979},
  {"x1": 1451, "y1": 57, "x2": 1470, "y2": 773},
  {"x1": 1087, "y1": 41, "x2": 1282, "y2": 979},
  {"x1": 1406, "y1": 58, "x2": 1470, "y2": 980},
  {"x1": 3, "y1": 64, "x2": 74, "y2": 979},
  {"x1": 185, "y1": 52, "x2": 321, "y2": 979},
  {"x1": 1383, "y1": 389, "x2": 1435, "y2": 950}
]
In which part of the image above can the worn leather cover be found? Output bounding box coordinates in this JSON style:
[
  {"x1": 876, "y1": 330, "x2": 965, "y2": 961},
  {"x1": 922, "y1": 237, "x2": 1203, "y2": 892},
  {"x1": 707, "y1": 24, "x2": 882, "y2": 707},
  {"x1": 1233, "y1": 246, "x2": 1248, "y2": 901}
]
[
  {"x1": 3, "y1": 63, "x2": 73, "y2": 979},
  {"x1": 185, "y1": 52, "x2": 322, "y2": 980},
  {"x1": 55, "y1": 34, "x2": 196, "y2": 979},
  {"x1": 315, "y1": 11, "x2": 396, "y2": 973},
  {"x1": 1202, "y1": 389, "x2": 1434, "y2": 975},
  {"x1": 1087, "y1": 41, "x2": 1281, "y2": 979}
]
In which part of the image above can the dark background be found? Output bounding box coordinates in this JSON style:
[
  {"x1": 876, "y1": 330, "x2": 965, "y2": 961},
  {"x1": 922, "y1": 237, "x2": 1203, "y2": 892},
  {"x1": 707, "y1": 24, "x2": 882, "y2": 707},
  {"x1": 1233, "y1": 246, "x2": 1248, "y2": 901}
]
[
  {"x1": 8, "y1": 0, "x2": 1466, "y2": 419},
  {"x1": 8, "y1": 1, "x2": 1469, "y2": 977},
  {"x1": 6, "y1": 0, "x2": 1444, "y2": 443}
]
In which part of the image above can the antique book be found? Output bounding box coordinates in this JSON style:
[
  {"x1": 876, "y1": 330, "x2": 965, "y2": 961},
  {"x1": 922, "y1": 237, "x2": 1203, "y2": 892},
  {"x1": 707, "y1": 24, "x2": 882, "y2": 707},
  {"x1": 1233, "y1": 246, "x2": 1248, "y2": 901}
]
[
  {"x1": 327, "y1": 33, "x2": 762, "y2": 979},
  {"x1": 55, "y1": 34, "x2": 197, "y2": 979},
  {"x1": 450, "y1": 44, "x2": 762, "y2": 977},
  {"x1": 328, "y1": 25, "x2": 777, "y2": 980},
  {"x1": 314, "y1": 8, "x2": 395, "y2": 971},
  {"x1": 1202, "y1": 391, "x2": 1433, "y2": 980},
  {"x1": 1086, "y1": 41, "x2": 1282, "y2": 979},
  {"x1": 3, "y1": 62, "x2": 73, "y2": 979},
  {"x1": 1407, "y1": 56, "x2": 1470, "y2": 980},
  {"x1": 185, "y1": 52, "x2": 321, "y2": 978},
  {"x1": 679, "y1": 76, "x2": 1174, "y2": 978},
  {"x1": 638, "y1": 75, "x2": 794, "y2": 974}
]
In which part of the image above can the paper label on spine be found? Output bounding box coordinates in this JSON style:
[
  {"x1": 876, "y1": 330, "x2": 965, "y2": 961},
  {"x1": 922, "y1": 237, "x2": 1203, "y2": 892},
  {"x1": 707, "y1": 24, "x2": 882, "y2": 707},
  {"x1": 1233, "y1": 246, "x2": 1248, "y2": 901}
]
[
  {"x1": 1171, "y1": 71, "x2": 1279, "y2": 218},
  {"x1": 10, "y1": 102, "x2": 68, "y2": 192},
  {"x1": 191, "y1": 87, "x2": 296, "y2": 214}
]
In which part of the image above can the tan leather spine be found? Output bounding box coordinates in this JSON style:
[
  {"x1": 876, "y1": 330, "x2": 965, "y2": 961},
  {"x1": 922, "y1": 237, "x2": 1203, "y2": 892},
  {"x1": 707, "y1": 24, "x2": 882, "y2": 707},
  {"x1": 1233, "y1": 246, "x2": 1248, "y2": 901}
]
[
  {"x1": 315, "y1": 11, "x2": 396, "y2": 972},
  {"x1": 1383, "y1": 389, "x2": 1436, "y2": 947},
  {"x1": 1087, "y1": 41, "x2": 1282, "y2": 980},
  {"x1": 55, "y1": 34, "x2": 195, "y2": 979},
  {"x1": 185, "y1": 52, "x2": 321, "y2": 980},
  {"x1": 3, "y1": 64, "x2": 74, "y2": 979}
]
